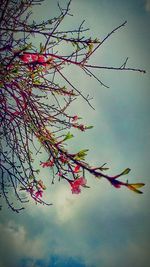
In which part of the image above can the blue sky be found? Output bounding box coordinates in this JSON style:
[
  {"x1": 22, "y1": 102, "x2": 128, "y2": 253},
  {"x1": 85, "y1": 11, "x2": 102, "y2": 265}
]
[{"x1": 0, "y1": 0, "x2": 150, "y2": 267}]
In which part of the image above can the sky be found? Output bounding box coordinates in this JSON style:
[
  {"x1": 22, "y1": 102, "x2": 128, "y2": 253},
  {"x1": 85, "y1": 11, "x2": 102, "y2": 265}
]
[{"x1": 0, "y1": 0, "x2": 150, "y2": 267}]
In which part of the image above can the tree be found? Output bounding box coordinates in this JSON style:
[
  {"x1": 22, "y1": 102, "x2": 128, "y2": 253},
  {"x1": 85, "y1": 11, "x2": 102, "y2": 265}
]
[{"x1": 0, "y1": 0, "x2": 145, "y2": 212}]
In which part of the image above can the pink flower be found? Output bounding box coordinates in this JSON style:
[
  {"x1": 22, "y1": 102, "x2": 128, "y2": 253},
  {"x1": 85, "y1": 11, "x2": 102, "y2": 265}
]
[
  {"x1": 38, "y1": 55, "x2": 46, "y2": 63},
  {"x1": 78, "y1": 124, "x2": 85, "y2": 131},
  {"x1": 19, "y1": 53, "x2": 53, "y2": 69},
  {"x1": 40, "y1": 160, "x2": 54, "y2": 167},
  {"x1": 72, "y1": 115, "x2": 78, "y2": 121},
  {"x1": 35, "y1": 189, "x2": 43, "y2": 198},
  {"x1": 72, "y1": 123, "x2": 85, "y2": 131},
  {"x1": 20, "y1": 53, "x2": 47, "y2": 65},
  {"x1": 71, "y1": 187, "x2": 81, "y2": 194},
  {"x1": 20, "y1": 53, "x2": 37, "y2": 63},
  {"x1": 73, "y1": 165, "x2": 80, "y2": 173},
  {"x1": 69, "y1": 177, "x2": 87, "y2": 194},
  {"x1": 31, "y1": 54, "x2": 38, "y2": 61},
  {"x1": 59, "y1": 155, "x2": 68, "y2": 163}
]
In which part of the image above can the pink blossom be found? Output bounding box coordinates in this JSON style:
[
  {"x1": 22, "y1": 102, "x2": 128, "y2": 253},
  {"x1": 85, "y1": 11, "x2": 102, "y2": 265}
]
[
  {"x1": 20, "y1": 53, "x2": 36, "y2": 63},
  {"x1": 38, "y1": 55, "x2": 46, "y2": 63},
  {"x1": 35, "y1": 189, "x2": 43, "y2": 198},
  {"x1": 59, "y1": 155, "x2": 68, "y2": 163},
  {"x1": 69, "y1": 177, "x2": 87, "y2": 194},
  {"x1": 78, "y1": 124, "x2": 85, "y2": 131},
  {"x1": 73, "y1": 165, "x2": 80, "y2": 173},
  {"x1": 72, "y1": 115, "x2": 78, "y2": 121},
  {"x1": 20, "y1": 53, "x2": 47, "y2": 64},
  {"x1": 40, "y1": 160, "x2": 54, "y2": 167},
  {"x1": 31, "y1": 54, "x2": 38, "y2": 61},
  {"x1": 72, "y1": 123, "x2": 85, "y2": 131},
  {"x1": 71, "y1": 187, "x2": 81, "y2": 194}
]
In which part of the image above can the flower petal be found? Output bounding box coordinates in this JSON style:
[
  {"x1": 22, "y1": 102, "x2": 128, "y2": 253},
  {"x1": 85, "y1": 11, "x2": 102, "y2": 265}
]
[{"x1": 73, "y1": 165, "x2": 80, "y2": 173}]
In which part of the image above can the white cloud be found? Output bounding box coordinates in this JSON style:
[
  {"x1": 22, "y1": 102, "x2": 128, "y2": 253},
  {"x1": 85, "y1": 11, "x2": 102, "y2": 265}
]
[
  {"x1": 0, "y1": 179, "x2": 149, "y2": 267},
  {"x1": 0, "y1": 221, "x2": 45, "y2": 267}
]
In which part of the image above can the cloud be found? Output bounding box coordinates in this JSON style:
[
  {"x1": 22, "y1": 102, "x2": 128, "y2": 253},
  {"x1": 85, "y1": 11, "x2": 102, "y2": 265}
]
[
  {"x1": 145, "y1": 0, "x2": 150, "y2": 12},
  {"x1": 0, "y1": 221, "x2": 45, "y2": 267},
  {"x1": 0, "y1": 176, "x2": 149, "y2": 267}
]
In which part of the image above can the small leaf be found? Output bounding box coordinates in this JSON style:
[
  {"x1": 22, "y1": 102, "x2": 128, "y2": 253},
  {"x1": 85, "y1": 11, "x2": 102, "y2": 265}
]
[
  {"x1": 20, "y1": 186, "x2": 26, "y2": 190},
  {"x1": 34, "y1": 79, "x2": 41, "y2": 85},
  {"x1": 85, "y1": 125, "x2": 93, "y2": 129},
  {"x1": 29, "y1": 175, "x2": 34, "y2": 180},
  {"x1": 64, "y1": 132, "x2": 74, "y2": 141},
  {"x1": 38, "y1": 180, "x2": 46, "y2": 190},
  {"x1": 99, "y1": 167, "x2": 109, "y2": 171},
  {"x1": 121, "y1": 168, "x2": 131, "y2": 176},
  {"x1": 127, "y1": 183, "x2": 145, "y2": 194},
  {"x1": 88, "y1": 43, "x2": 94, "y2": 54},
  {"x1": 12, "y1": 69, "x2": 18, "y2": 73},
  {"x1": 82, "y1": 185, "x2": 90, "y2": 188},
  {"x1": 78, "y1": 149, "x2": 89, "y2": 156},
  {"x1": 95, "y1": 174, "x2": 102, "y2": 179},
  {"x1": 74, "y1": 149, "x2": 89, "y2": 160}
]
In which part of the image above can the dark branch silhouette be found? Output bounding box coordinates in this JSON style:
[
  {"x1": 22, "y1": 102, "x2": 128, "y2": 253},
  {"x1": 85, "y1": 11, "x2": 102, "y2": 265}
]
[{"x1": 0, "y1": 0, "x2": 145, "y2": 212}]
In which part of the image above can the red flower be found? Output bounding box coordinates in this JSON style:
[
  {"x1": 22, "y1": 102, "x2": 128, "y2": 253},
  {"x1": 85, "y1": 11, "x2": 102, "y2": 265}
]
[
  {"x1": 20, "y1": 53, "x2": 38, "y2": 63},
  {"x1": 40, "y1": 160, "x2": 54, "y2": 167},
  {"x1": 72, "y1": 123, "x2": 78, "y2": 128},
  {"x1": 35, "y1": 189, "x2": 43, "y2": 198},
  {"x1": 59, "y1": 155, "x2": 68, "y2": 163},
  {"x1": 73, "y1": 165, "x2": 80, "y2": 173},
  {"x1": 20, "y1": 53, "x2": 47, "y2": 65},
  {"x1": 31, "y1": 54, "x2": 38, "y2": 61},
  {"x1": 72, "y1": 115, "x2": 78, "y2": 121},
  {"x1": 68, "y1": 177, "x2": 87, "y2": 194},
  {"x1": 78, "y1": 124, "x2": 85, "y2": 131},
  {"x1": 38, "y1": 55, "x2": 47, "y2": 63},
  {"x1": 71, "y1": 186, "x2": 81, "y2": 194}
]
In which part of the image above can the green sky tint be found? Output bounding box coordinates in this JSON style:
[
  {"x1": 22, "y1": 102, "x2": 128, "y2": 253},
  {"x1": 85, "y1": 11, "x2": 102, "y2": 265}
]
[{"x1": 0, "y1": 1, "x2": 150, "y2": 267}]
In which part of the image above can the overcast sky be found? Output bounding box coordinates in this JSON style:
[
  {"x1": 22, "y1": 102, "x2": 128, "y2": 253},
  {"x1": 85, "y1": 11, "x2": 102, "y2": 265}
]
[{"x1": 0, "y1": 0, "x2": 150, "y2": 267}]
